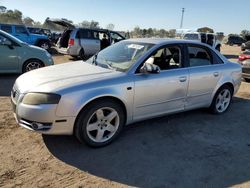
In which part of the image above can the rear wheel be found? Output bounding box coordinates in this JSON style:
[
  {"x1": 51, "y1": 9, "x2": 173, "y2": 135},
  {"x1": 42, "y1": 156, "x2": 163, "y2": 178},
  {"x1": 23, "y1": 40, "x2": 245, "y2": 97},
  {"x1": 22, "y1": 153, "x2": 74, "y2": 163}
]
[
  {"x1": 74, "y1": 99, "x2": 125, "y2": 147},
  {"x1": 209, "y1": 85, "x2": 233, "y2": 114},
  {"x1": 22, "y1": 59, "x2": 44, "y2": 73},
  {"x1": 79, "y1": 49, "x2": 85, "y2": 60}
]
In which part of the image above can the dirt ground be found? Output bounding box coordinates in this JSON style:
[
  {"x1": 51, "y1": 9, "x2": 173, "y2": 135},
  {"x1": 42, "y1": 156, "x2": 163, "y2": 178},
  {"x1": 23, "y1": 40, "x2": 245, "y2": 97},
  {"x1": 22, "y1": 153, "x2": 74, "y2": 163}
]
[{"x1": 1, "y1": 45, "x2": 250, "y2": 188}]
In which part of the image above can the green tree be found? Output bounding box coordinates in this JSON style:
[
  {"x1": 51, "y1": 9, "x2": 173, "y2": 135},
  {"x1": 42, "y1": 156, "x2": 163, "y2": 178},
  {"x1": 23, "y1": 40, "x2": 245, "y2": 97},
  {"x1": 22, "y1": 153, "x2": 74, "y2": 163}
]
[
  {"x1": 106, "y1": 23, "x2": 115, "y2": 30},
  {"x1": 23, "y1": 17, "x2": 34, "y2": 26},
  {"x1": 0, "y1": 5, "x2": 6, "y2": 13},
  {"x1": 78, "y1": 20, "x2": 100, "y2": 29},
  {"x1": 168, "y1": 29, "x2": 176, "y2": 38},
  {"x1": 240, "y1": 30, "x2": 250, "y2": 40},
  {"x1": 197, "y1": 27, "x2": 214, "y2": 33},
  {"x1": 0, "y1": 9, "x2": 23, "y2": 24}
]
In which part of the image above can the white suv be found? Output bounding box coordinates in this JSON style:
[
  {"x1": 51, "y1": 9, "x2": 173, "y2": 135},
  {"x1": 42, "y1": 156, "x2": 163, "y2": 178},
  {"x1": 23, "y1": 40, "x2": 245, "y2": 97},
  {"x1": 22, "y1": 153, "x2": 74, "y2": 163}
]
[{"x1": 183, "y1": 32, "x2": 221, "y2": 51}]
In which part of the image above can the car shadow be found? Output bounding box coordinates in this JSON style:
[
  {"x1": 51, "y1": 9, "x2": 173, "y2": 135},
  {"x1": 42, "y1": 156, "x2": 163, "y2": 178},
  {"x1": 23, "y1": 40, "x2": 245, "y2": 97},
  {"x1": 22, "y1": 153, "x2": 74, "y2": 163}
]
[
  {"x1": 0, "y1": 74, "x2": 19, "y2": 96},
  {"x1": 43, "y1": 96, "x2": 250, "y2": 187}
]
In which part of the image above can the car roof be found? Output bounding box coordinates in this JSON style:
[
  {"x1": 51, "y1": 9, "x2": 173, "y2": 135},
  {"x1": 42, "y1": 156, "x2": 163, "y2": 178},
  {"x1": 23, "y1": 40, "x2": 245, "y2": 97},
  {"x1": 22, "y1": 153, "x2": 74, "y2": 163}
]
[{"x1": 126, "y1": 38, "x2": 209, "y2": 46}]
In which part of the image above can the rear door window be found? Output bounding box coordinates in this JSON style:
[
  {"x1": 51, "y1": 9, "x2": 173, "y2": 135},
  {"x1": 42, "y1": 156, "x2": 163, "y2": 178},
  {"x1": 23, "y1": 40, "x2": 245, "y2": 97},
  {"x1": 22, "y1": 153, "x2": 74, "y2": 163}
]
[
  {"x1": 15, "y1": 26, "x2": 28, "y2": 34},
  {"x1": 1, "y1": 25, "x2": 12, "y2": 33},
  {"x1": 77, "y1": 29, "x2": 100, "y2": 40},
  {"x1": 187, "y1": 46, "x2": 213, "y2": 67}
]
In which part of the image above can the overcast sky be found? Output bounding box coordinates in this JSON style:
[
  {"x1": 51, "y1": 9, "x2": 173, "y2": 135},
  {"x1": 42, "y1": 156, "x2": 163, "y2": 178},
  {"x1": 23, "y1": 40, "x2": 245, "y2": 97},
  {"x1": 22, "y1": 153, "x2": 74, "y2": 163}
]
[{"x1": 1, "y1": 0, "x2": 249, "y2": 34}]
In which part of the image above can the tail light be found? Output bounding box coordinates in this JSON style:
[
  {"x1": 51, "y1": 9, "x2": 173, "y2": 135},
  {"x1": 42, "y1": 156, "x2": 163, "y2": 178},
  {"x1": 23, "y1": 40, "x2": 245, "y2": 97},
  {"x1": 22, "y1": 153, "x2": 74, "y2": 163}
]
[
  {"x1": 68, "y1": 39, "x2": 74, "y2": 46},
  {"x1": 239, "y1": 54, "x2": 250, "y2": 61}
]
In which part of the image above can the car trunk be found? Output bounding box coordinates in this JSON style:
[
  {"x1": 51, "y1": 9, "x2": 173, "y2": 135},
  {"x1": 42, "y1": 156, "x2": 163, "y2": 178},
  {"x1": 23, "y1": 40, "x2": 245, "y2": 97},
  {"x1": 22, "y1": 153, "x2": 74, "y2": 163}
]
[
  {"x1": 57, "y1": 29, "x2": 73, "y2": 48},
  {"x1": 45, "y1": 18, "x2": 75, "y2": 49}
]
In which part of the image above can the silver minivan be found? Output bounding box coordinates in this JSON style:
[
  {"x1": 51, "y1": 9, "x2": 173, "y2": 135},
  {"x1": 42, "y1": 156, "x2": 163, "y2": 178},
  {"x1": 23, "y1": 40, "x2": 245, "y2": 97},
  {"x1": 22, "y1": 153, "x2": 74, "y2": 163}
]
[{"x1": 47, "y1": 18, "x2": 125, "y2": 59}]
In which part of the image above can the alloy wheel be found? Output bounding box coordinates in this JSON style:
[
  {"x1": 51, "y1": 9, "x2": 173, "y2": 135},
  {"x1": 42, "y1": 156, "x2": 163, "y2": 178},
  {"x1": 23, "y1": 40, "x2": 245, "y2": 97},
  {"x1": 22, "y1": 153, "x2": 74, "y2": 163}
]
[
  {"x1": 25, "y1": 61, "x2": 42, "y2": 72},
  {"x1": 215, "y1": 89, "x2": 231, "y2": 113},
  {"x1": 86, "y1": 107, "x2": 120, "y2": 143}
]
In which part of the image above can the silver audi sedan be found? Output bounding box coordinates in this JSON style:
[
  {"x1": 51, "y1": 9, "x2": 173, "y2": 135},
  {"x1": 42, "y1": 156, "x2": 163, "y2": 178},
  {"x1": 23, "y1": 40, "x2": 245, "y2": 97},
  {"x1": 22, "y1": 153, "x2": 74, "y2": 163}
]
[{"x1": 11, "y1": 39, "x2": 242, "y2": 147}]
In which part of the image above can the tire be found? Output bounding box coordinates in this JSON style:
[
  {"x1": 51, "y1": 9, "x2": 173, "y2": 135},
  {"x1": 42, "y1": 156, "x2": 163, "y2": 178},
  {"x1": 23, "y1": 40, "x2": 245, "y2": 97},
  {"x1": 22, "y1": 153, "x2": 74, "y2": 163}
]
[
  {"x1": 79, "y1": 49, "x2": 85, "y2": 60},
  {"x1": 209, "y1": 85, "x2": 233, "y2": 114},
  {"x1": 74, "y1": 99, "x2": 125, "y2": 147},
  {"x1": 38, "y1": 41, "x2": 51, "y2": 50},
  {"x1": 22, "y1": 59, "x2": 44, "y2": 73}
]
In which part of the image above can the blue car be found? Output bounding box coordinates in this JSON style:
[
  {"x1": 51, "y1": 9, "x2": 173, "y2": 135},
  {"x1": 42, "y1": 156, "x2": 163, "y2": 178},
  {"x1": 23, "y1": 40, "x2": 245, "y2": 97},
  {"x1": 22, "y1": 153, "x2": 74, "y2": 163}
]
[{"x1": 0, "y1": 23, "x2": 51, "y2": 50}]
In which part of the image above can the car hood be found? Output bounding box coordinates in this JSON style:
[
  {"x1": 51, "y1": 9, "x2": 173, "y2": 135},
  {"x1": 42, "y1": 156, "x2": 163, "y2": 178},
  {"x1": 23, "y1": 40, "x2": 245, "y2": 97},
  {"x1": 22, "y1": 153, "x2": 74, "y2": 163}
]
[{"x1": 15, "y1": 61, "x2": 120, "y2": 93}]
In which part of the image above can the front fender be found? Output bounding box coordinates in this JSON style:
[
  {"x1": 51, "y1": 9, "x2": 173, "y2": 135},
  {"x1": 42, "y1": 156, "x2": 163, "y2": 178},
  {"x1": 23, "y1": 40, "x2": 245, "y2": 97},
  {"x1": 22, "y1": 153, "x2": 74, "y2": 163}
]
[{"x1": 55, "y1": 84, "x2": 134, "y2": 124}]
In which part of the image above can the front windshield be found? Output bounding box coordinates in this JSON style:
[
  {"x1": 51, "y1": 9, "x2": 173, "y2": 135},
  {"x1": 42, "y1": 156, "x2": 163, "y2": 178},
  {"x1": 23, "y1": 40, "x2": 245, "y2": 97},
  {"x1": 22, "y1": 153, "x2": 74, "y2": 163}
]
[{"x1": 86, "y1": 41, "x2": 154, "y2": 72}]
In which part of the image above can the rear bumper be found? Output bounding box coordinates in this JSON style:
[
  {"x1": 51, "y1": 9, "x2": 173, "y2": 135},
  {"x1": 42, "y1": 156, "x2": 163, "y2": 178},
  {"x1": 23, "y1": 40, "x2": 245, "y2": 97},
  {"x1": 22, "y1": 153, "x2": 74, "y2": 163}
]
[{"x1": 56, "y1": 46, "x2": 79, "y2": 56}]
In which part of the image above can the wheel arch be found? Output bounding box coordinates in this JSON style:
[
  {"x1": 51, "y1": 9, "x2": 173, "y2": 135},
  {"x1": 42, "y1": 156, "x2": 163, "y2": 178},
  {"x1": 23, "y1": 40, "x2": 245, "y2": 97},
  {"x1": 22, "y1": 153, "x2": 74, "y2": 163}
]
[
  {"x1": 22, "y1": 58, "x2": 44, "y2": 73},
  {"x1": 73, "y1": 95, "x2": 128, "y2": 132},
  {"x1": 210, "y1": 82, "x2": 234, "y2": 106}
]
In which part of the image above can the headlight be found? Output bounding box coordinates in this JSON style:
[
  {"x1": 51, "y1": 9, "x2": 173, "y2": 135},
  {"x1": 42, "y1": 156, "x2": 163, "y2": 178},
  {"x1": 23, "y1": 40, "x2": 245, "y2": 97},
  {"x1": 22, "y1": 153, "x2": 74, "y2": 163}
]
[{"x1": 22, "y1": 93, "x2": 61, "y2": 105}]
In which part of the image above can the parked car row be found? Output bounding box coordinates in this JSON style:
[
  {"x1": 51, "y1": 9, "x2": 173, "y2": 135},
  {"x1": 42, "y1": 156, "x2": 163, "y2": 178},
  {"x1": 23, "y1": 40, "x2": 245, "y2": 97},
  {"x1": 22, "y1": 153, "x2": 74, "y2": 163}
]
[
  {"x1": 225, "y1": 35, "x2": 246, "y2": 46},
  {"x1": 0, "y1": 30, "x2": 53, "y2": 73},
  {"x1": 238, "y1": 50, "x2": 250, "y2": 82},
  {"x1": 46, "y1": 18, "x2": 126, "y2": 59},
  {"x1": 0, "y1": 23, "x2": 51, "y2": 50},
  {"x1": 241, "y1": 40, "x2": 250, "y2": 51},
  {"x1": 27, "y1": 27, "x2": 62, "y2": 45}
]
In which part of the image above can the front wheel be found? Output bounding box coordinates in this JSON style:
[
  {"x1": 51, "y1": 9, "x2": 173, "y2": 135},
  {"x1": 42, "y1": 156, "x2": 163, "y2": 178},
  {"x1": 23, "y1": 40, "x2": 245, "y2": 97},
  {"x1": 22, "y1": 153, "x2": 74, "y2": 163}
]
[
  {"x1": 22, "y1": 59, "x2": 44, "y2": 73},
  {"x1": 209, "y1": 85, "x2": 233, "y2": 114},
  {"x1": 74, "y1": 100, "x2": 125, "y2": 147},
  {"x1": 79, "y1": 49, "x2": 85, "y2": 60}
]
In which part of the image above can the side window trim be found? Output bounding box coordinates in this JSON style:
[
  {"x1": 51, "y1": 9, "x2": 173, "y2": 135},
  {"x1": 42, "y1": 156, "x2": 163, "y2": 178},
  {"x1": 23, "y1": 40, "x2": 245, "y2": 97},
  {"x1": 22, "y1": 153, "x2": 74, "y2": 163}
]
[{"x1": 135, "y1": 43, "x2": 185, "y2": 74}]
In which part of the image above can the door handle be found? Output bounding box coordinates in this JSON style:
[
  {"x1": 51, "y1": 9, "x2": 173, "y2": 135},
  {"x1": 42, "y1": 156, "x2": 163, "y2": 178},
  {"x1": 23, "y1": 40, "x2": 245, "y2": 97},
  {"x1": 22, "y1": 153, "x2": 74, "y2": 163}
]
[
  {"x1": 213, "y1": 72, "x2": 219, "y2": 77},
  {"x1": 179, "y1": 76, "x2": 187, "y2": 82}
]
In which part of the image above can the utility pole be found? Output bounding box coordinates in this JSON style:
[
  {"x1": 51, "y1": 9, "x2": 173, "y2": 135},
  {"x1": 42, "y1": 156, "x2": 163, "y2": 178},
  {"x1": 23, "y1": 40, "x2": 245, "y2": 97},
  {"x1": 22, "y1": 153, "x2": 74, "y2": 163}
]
[{"x1": 180, "y1": 8, "x2": 185, "y2": 28}]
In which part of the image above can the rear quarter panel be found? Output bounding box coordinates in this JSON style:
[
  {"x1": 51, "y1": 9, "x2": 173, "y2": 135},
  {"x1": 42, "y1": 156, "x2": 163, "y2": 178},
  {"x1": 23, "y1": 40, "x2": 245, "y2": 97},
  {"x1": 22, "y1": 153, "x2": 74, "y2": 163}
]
[{"x1": 211, "y1": 61, "x2": 241, "y2": 101}]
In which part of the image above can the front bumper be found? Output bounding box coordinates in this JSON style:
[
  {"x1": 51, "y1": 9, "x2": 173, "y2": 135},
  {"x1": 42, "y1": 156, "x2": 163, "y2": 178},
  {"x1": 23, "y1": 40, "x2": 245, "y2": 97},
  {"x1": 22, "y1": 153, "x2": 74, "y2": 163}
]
[{"x1": 11, "y1": 89, "x2": 75, "y2": 135}]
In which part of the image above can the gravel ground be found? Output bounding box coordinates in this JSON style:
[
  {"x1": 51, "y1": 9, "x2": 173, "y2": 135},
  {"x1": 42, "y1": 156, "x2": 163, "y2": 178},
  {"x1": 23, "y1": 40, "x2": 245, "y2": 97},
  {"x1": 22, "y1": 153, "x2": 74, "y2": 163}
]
[{"x1": 0, "y1": 45, "x2": 250, "y2": 188}]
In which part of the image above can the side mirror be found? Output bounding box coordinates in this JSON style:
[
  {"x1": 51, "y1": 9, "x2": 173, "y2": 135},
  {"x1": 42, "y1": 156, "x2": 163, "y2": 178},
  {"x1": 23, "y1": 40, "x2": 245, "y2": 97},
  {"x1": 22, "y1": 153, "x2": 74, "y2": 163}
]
[{"x1": 140, "y1": 63, "x2": 160, "y2": 74}]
